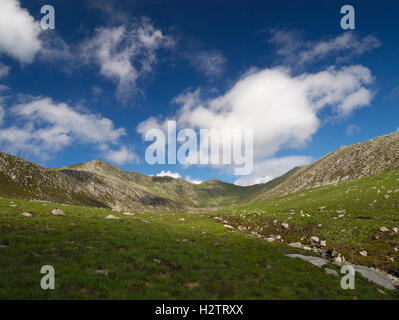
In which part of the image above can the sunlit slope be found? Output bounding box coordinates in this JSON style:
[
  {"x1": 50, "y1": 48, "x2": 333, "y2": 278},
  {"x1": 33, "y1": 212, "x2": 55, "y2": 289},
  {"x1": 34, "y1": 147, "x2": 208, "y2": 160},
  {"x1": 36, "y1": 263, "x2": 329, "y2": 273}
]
[
  {"x1": 214, "y1": 169, "x2": 399, "y2": 275},
  {"x1": 257, "y1": 131, "x2": 399, "y2": 201},
  {"x1": 0, "y1": 197, "x2": 397, "y2": 299}
]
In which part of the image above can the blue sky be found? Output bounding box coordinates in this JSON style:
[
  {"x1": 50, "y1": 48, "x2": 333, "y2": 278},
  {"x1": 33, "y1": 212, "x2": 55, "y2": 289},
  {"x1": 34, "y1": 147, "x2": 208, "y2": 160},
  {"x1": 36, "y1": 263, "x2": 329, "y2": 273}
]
[{"x1": 0, "y1": 0, "x2": 398, "y2": 185}]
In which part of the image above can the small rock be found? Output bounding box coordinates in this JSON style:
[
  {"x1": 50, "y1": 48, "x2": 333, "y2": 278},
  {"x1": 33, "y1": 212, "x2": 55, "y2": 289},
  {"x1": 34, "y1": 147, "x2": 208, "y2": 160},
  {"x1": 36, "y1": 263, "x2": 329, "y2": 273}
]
[
  {"x1": 379, "y1": 227, "x2": 389, "y2": 232},
  {"x1": 51, "y1": 208, "x2": 65, "y2": 216},
  {"x1": 21, "y1": 212, "x2": 33, "y2": 217},
  {"x1": 281, "y1": 223, "x2": 289, "y2": 230},
  {"x1": 94, "y1": 269, "x2": 109, "y2": 276},
  {"x1": 393, "y1": 227, "x2": 398, "y2": 233},
  {"x1": 224, "y1": 224, "x2": 234, "y2": 229},
  {"x1": 105, "y1": 215, "x2": 120, "y2": 220},
  {"x1": 310, "y1": 236, "x2": 320, "y2": 243},
  {"x1": 318, "y1": 206, "x2": 326, "y2": 210},
  {"x1": 333, "y1": 254, "x2": 345, "y2": 264},
  {"x1": 359, "y1": 250, "x2": 368, "y2": 257},
  {"x1": 384, "y1": 194, "x2": 390, "y2": 199},
  {"x1": 179, "y1": 218, "x2": 185, "y2": 221},
  {"x1": 289, "y1": 242, "x2": 302, "y2": 248},
  {"x1": 320, "y1": 240, "x2": 327, "y2": 247},
  {"x1": 123, "y1": 212, "x2": 135, "y2": 216},
  {"x1": 153, "y1": 258, "x2": 161, "y2": 264},
  {"x1": 266, "y1": 237, "x2": 275, "y2": 242}
]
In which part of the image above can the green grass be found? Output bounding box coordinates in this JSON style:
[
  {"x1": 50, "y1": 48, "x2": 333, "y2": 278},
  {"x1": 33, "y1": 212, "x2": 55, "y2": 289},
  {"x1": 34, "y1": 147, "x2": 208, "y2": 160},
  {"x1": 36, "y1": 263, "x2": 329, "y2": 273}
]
[
  {"x1": 213, "y1": 169, "x2": 399, "y2": 275},
  {"x1": 0, "y1": 196, "x2": 398, "y2": 299}
]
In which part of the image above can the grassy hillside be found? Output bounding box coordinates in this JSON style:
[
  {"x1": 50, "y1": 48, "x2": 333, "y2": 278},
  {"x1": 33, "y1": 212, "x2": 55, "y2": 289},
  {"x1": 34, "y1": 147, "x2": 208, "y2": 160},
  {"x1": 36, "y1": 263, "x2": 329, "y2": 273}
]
[
  {"x1": 258, "y1": 131, "x2": 399, "y2": 200},
  {"x1": 0, "y1": 196, "x2": 397, "y2": 299},
  {"x1": 213, "y1": 169, "x2": 399, "y2": 276}
]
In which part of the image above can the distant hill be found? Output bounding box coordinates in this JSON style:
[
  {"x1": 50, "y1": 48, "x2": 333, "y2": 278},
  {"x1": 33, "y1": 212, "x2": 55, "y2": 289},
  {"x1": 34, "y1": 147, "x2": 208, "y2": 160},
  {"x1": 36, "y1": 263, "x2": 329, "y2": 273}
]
[
  {"x1": 0, "y1": 154, "x2": 265, "y2": 211},
  {"x1": 1, "y1": 131, "x2": 399, "y2": 210},
  {"x1": 257, "y1": 131, "x2": 399, "y2": 200}
]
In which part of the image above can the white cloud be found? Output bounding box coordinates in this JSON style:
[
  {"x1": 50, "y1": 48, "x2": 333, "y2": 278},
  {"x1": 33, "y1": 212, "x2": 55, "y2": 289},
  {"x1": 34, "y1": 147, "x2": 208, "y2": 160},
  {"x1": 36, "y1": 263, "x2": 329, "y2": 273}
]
[
  {"x1": 102, "y1": 146, "x2": 137, "y2": 165},
  {"x1": 155, "y1": 170, "x2": 181, "y2": 179},
  {"x1": 81, "y1": 19, "x2": 173, "y2": 102},
  {"x1": 12, "y1": 97, "x2": 125, "y2": 144},
  {"x1": 139, "y1": 65, "x2": 374, "y2": 165},
  {"x1": 190, "y1": 50, "x2": 226, "y2": 78},
  {"x1": 270, "y1": 30, "x2": 380, "y2": 67},
  {"x1": 234, "y1": 156, "x2": 312, "y2": 186},
  {"x1": 346, "y1": 124, "x2": 360, "y2": 136},
  {"x1": 0, "y1": 96, "x2": 136, "y2": 161},
  {"x1": 0, "y1": 0, "x2": 41, "y2": 63},
  {"x1": 185, "y1": 176, "x2": 202, "y2": 184},
  {"x1": 153, "y1": 171, "x2": 202, "y2": 184}
]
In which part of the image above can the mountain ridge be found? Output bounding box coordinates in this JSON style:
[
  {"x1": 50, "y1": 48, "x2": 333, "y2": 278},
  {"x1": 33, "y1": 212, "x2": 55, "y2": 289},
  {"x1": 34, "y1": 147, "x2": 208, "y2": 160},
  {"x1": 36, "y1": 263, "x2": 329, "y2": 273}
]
[{"x1": 1, "y1": 131, "x2": 399, "y2": 210}]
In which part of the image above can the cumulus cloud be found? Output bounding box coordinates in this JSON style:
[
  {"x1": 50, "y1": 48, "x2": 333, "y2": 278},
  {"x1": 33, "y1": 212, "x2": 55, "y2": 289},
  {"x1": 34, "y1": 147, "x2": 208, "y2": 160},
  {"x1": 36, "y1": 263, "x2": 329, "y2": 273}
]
[
  {"x1": 189, "y1": 50, "x2": 226, "y2": 78},
  {"x1": 138, "y1": 65, "x2": 374, "y2": 165},
  {"x1": 0, "y1": 0, "x2": 41, "y2": 63},
  {"x1": 0, "y1": 96, "x2": 136, "y2": 161},
  {"x1": 153, "y1": 171, "x2": 202, "y2": 184},
  {"x1": 102, "y1": 145, "x2": 137, "y2": 165},
  {"x1": 270, "y1": 30, "x2": 381, "y2": 68},
  {"x1": 234, "y1": 156, "x2": 312, "y2": 186},
  {"x1": 155, "y1": 170, "x2": 181, "y2": 179},
  {"x1": 185, "y1": 176, "x2": 202, "y2": 184},
  {"x1": 81, "y1": 19, "x2": 173, "y2": 102}
]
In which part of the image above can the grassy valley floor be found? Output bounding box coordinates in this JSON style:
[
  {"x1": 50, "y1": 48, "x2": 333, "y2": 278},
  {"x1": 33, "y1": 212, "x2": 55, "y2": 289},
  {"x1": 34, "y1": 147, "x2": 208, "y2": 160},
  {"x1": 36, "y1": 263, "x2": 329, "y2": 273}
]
[{"x1": 0, "y1": 194, "x2": 398, "y2": 299}]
